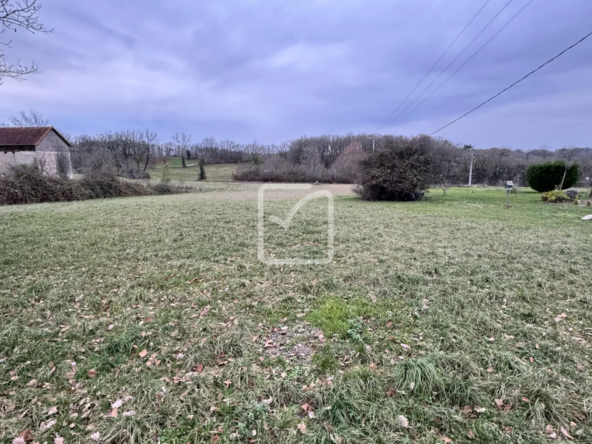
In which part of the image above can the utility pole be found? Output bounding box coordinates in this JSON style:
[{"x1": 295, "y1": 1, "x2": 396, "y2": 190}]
[{"x1": 464, "y1": 144, "x2": 474, "y2": 186}]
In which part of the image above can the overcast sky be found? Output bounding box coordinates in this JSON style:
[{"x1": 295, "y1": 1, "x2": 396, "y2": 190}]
[{"x1": 1, "y1": 0, "x2": 591, "y2": 149}]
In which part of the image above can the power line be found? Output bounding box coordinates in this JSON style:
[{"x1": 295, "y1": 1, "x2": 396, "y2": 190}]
[
  {"x1": 384, "y1": 0, "x2": 514, "y2": 130},
  {"x1": 430, "y1": 30, "x2": 592, "y2": 135},
  {"x1": 377, "y1": 0, "x2": 490, "y2": 131},
  {"x1": 395, "y1": 0, "x2": 535, "y2": 128}
]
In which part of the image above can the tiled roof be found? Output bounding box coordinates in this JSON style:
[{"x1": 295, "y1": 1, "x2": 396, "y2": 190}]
[{"x1": 0, "y1": 127, "x2": 71, "y2": 147}]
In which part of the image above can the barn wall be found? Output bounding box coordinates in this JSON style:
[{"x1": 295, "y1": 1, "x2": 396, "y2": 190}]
[
  {"x1": 0, "y1": 151, "x2": 37, "y2": 175},
  {"x1": 35, "y1": 130, "x2": 74, "y2": 178}
]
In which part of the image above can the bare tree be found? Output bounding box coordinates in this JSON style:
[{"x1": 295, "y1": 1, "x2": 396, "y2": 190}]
[
  {"x1": 171, "y1": 132, "x2": 191, "y2": 155},
  {"x1": 9, "y1": 109, "x2": 49, "y2": 126},
  {"x1": 1, "y1": 0, "x2": 51, "y2": 83}
]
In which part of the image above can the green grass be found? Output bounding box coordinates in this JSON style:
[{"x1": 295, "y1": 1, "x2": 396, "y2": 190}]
[
  {"x1": 0, "y1": 186, "x2": 591, "y2": 443},
  {"x1": 150, "y1": 159, "x2": 241, "y2": 183}
]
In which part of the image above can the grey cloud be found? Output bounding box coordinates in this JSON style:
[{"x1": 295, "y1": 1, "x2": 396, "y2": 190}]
[{"x1": 1, "y1": 0, "x2": 591, "y2": 148}]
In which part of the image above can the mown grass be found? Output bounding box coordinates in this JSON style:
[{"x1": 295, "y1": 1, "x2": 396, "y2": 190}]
[
  {"x1": 0, "y1": 186, "x2": 591, "y2": 443},
  {"x1": 150, "y1": 160, "x2": 241, "y2": 183}
]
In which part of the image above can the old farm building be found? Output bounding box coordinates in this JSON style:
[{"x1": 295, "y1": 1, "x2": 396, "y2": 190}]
[{"x1": 0, "y1": 127, "x2": 73, "y2": 178}]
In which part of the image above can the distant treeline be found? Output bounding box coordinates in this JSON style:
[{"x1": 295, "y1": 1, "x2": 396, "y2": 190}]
[
  {"x1": 70, "y1": 131, "x2": 592, "y2": 186},
  {"x1": 233, "y1": 134, "x2": 592, "y2": 187}
]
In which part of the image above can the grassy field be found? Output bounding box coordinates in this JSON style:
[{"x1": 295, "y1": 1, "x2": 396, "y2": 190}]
[
  {"x1": 150, "y1": 159, "x2": 241, "y2": 183},
  {"x1": 1, "y1": 186, "x2": 591, "y2": 443}
]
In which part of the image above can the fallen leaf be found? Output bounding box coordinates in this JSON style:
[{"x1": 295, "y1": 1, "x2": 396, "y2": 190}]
[
  {"x1": 297, "y1": 422, "x2": 308, "y2": 435},
  {"x1": 397, "y1": 415, "x2": 409, "y2": 428},
  {"x1": 554, "y1": 313, "x2": 567, "y2": 323},
  {"x1": 474, "y1": 406, "x2": 486, "y2": 413},
  {"x1": 17, "y1": 429, "x2": 34, "y2": 442},
  {"x1": 486, "y1": 367, "x2": 494, "y2": 373},
  {"x1": 48, "y1": 406, "x2": 58, "y2": 416},
  {"x1": 54, "y1": 437, "x2": 64, "y2": 444},
  {"x1": 301, "y1": 403, "x2": 310, "y2": 412},
  {"x1": 12, "y1": 438, "x2": 25, "y2": 444},
  {"x1": 443, "y1": 437, "x2": 452, "y2": 443},
  {"x1": 90, "y1": 432, "x2": 101, "y2": 441},
  {"x1": 87, "y1": 369, "x2": 97, "y2": 378},
  {"x1": 560, "y1": 427, "x2": 574, "y2": 440},
  {"x1": 109, "y1": 408, "x2": 118, "y2": 417},
  {"x1": 401, "y1": 344, "x2": 410, "y2": 350},
  {"x1": 39, "y1": 420, "x2": 56, "y2": 433},
  {"x1": 467, "y1": 430, "x2": 475, "y2": 438},
  {"x1": 386, "y1": 387, "x2": 396, "y2": 397},
  {"x1": 111, "y1": 399, "x2": 123, "y2": 409},
  {"x1": 386, "y1": 321, "x2": 393, "y2": 328},
  {"x1": 123, "y1": 410, "x2": 135, "y2": 417},
  {"x1": 195, "y1": 364, "x2": 204, "y2": 373},
  {"x1": 529, "y1": 357, "x2": 534, "y2": 363},
  {"x1": 494, "y1": 399, "x2": 504, "y2": 409},
  {"x1": 369, "y1": 363, "x2": 377, "y2": 370},
  {"x1": 138, "y1": 349, "x2": 147, "y2": 358},
  {"x1": 544, "y1": 424, "x2": 554, "y2": 435},
  {"x1": 488, "y1": 337, "x2": 495, "y2": 342},
  {"x1": 521, "y1": 397, "x2": 530, "y2": 402}
]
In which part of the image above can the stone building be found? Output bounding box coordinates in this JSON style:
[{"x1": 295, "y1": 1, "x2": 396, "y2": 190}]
[{"x1": 0, "y1": 127, "x2": 73, "y2": 178}]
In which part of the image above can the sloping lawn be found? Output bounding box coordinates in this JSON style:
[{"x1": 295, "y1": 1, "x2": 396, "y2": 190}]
[{"x1": 0, "y1": 187, "x2": 591, "y2": 443}]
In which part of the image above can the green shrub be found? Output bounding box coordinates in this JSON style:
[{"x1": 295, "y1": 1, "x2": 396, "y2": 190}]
[
  {"x1": 356, "y1": 135, "x2": 432, "y2": 201},
  {"x1": 161, "y1": 164, "x2": 172, "y2": 184},
  {"x1": 526, "y1": 161, "x2": 578, "y2": 192},
  {"x1": 198, "y1": 159, "x2": 207, "y2": 181}
]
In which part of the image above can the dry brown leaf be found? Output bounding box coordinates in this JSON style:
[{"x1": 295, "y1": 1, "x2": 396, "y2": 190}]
[
  {"x1": 369, "y1": 363, "x2": 377, "y2": 370},
  {"x1": 494, "y1": 399, "x2": 504, "y2": 409},
  {"x1": 48, "y1": 406, "x2": 58, "y2": 416},
  {"x1": 544, "y1": 424, "x2": 554, "y2": 435},
  {"x1": 39, "y1": 420, "x2": 56, "y2": 433},
  {"x1": 17, "y1": 429, "x2": 34, "y2": 442},
  {"x1": 301, "y1": 403, "x2": 310, "y2": 412},
  {"x1": 138, "y1": 349, "x2": 147, "y2": 358},
  {"x1": 87, "y1": 369, "x2": 96, "y2": 378},
  {"x1": 560, "y1": 427, "x2": 574, "y2": 440},
  {"x1": 386, "y1": 321, "x2": 393, "y2": 328},
  {"x1": 297, "y1": 422, "x2": 308, "y2": 435},
  {"x1": 467, "y1": 430, "x2": 475, "y2": 438},
  {"x1": 54, "y1": 437, "x2": 64, "y2": 444},
  {"x1": 486, "y1": 367, "x2": 494, "y2": 373},
  {"x1": 109, "y1": 408, "x2": 118, "y2": 417},
  {"x1": 443, "y1": 437, "x2": 452, "y2": 443}
]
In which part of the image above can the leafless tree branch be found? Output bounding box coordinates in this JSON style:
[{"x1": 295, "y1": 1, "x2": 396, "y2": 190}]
[{"x1": 0, "y1": 0, "x2": 50, "y2": 83}]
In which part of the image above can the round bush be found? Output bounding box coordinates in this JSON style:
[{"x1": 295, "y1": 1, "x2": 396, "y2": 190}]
[
  {"x1": 356, "y1": 135, "x2": 433, "y2": 201},
  {"x1": 526, "y1": 161, "x2": 578, "y2": 192}
]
